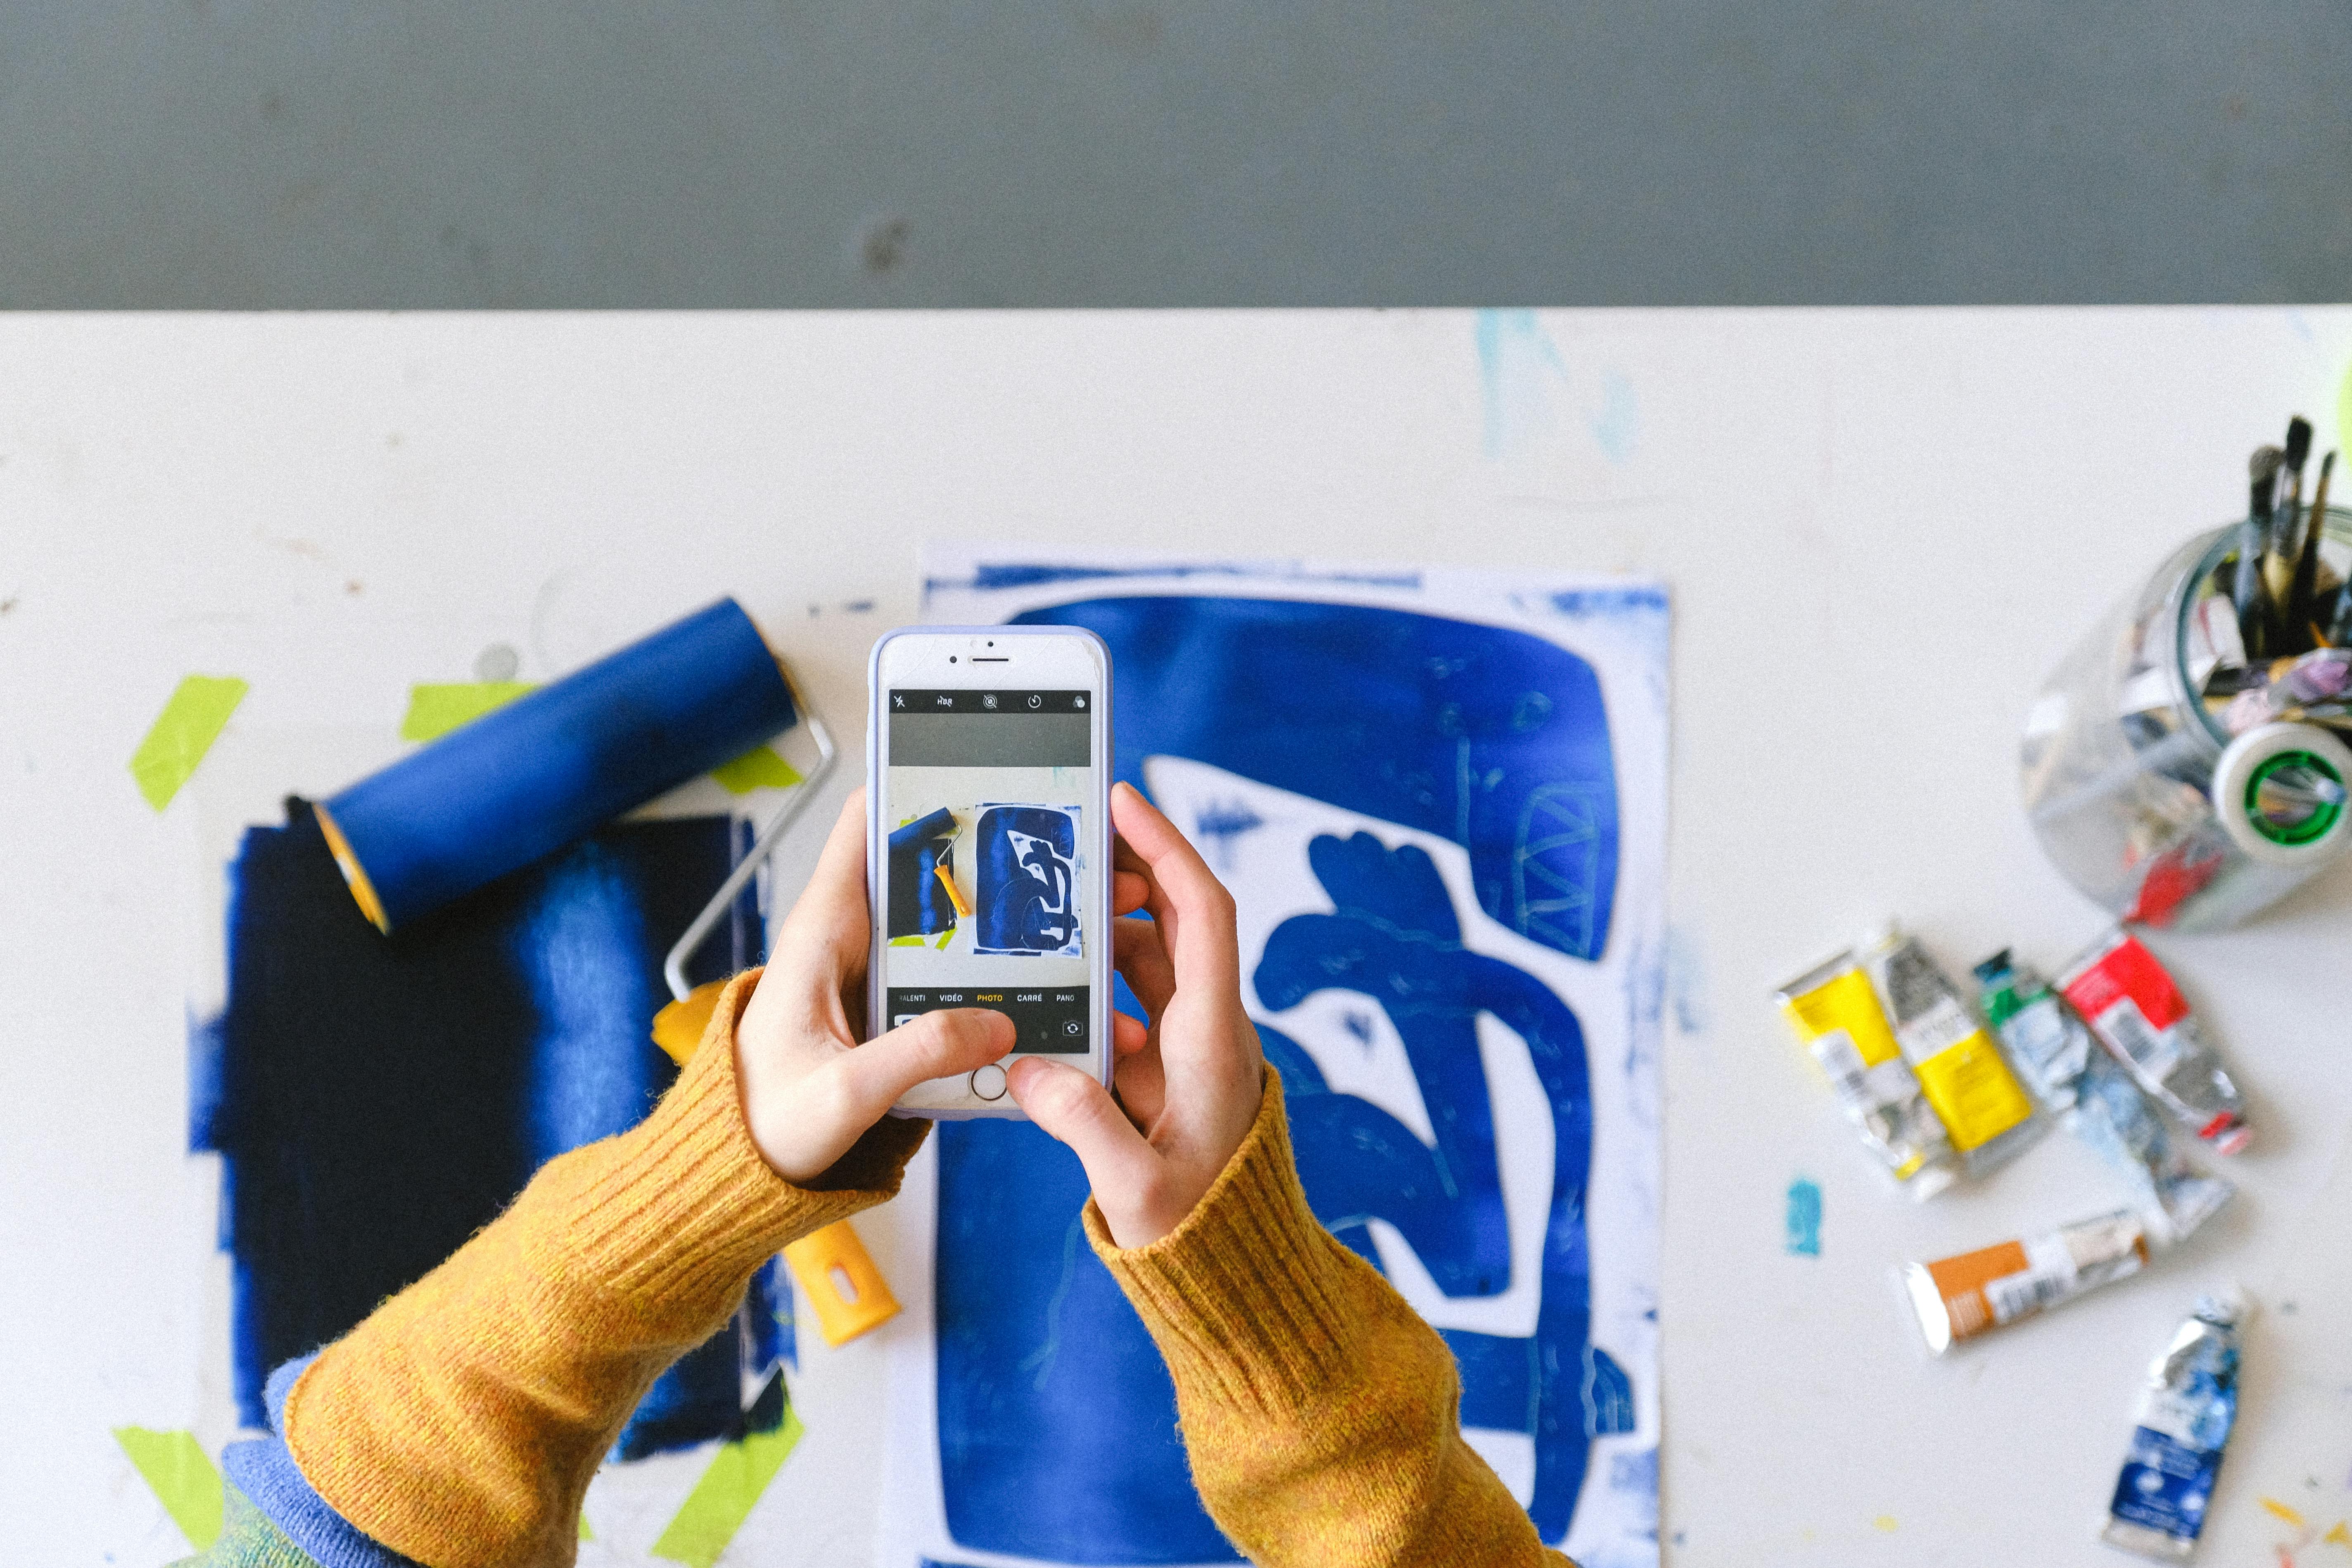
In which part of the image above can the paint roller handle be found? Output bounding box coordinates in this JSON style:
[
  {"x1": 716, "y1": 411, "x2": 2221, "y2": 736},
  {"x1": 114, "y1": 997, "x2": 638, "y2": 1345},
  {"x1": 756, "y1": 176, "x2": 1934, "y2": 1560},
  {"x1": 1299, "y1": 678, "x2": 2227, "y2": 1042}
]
[{"x1": 663, "y1": 678, "x2": 839, "y2": 1003}]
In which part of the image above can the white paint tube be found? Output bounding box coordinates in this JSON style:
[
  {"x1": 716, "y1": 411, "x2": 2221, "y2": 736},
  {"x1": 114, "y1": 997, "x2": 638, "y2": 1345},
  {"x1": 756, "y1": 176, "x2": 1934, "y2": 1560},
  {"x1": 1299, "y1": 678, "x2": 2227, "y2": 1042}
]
[
  {"x1": 2067, "y1": 1050, "x2": 2233, "y2": 1246},
  {"x1": 1976, "y1": 949, "x2": 2231, "y2": 1244}
]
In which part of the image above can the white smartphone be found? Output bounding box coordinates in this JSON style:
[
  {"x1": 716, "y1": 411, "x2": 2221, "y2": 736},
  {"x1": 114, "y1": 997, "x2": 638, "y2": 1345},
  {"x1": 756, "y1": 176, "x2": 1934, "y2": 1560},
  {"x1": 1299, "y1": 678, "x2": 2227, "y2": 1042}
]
[{"x1": 868, "y1": 625, "x2": 1113, "y2": 1118}]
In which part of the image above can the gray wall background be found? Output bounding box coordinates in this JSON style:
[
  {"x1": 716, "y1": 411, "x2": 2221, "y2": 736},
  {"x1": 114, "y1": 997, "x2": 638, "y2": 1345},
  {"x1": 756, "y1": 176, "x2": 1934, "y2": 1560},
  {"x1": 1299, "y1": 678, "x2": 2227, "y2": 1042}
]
[{"x1": 2, "y1": 2, "x2": 2346, "y2": 308}]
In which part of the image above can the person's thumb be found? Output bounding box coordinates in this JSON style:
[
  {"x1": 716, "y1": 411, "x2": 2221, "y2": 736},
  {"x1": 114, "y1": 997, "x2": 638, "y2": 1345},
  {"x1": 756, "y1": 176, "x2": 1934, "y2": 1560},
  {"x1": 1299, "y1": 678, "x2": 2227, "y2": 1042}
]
[
  {"x1": 833, "y1": 1007, "x2": 1015, "y2": 1124},
  {"x1": 1007, "y1": 1058, "x2": 1164, "y2": 1236}
]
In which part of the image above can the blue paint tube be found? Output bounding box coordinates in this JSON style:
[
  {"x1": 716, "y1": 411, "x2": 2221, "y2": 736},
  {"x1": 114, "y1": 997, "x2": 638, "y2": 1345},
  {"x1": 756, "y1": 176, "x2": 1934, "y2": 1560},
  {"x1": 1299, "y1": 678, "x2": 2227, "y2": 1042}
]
[{"x1": 2103, "y1": 1288, "x2": 2248, "y2": 1561}]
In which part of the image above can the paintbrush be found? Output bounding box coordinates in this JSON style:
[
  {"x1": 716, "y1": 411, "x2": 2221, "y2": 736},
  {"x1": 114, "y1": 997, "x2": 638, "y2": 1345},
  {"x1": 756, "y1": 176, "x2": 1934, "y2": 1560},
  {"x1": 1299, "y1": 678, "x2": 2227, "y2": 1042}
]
[
  {"x1": 2264, "y1": 417, "x2": 2313, "y2": 602},
  {"x1": 2234, "y1": 446, "x2": 2283, "y2": 660},
  {"x1": 2324, "y1": 536, "x2": 2352, "y2": 649},
  {"x1": 2289, "y1": 451, "x2": 2335, "y2": 646}
]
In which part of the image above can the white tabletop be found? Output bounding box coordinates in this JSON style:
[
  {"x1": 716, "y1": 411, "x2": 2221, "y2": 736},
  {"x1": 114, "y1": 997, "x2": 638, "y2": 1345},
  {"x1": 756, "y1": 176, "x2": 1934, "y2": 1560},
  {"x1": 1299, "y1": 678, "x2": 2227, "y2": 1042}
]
[{"x1": 3, "y1": 307, "x2": 2348, "y2": 1566}]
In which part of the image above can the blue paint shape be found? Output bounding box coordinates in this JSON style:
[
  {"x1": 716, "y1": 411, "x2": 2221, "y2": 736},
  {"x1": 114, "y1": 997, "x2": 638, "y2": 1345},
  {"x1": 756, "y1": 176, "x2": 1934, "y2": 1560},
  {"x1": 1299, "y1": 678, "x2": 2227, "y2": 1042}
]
[
  {"x1": 973, "y1": 805, "x2": 1081, "y2": 956},
  {"x1": 1010, "y1": 596, "x2": 1620, "y2": 963},
  {"x1": 930, "y1": 595, "x2": 1625, "y2": 1555},
  {"x1": 935, "y1": 1120, "x2": 1228, "y2": 1565},
  {"x1": 1256, "y1": 835, "x2": 1515, "y2": 1297},
  {"x1": 1785, "y1": 1178, "x2": 1823, "y2": 1257},
  {"x1": 321, "y1": 598, "x2": 794, "y2": 931},
  {"x1": 195, "y1": 801, "x2": 767, "y2": 1456},
  {"x1": 1258, "y1": 832, "x2": 1600, "y2": 1538},
  {"x1": 745, "y1": 1255, "x2": 795, "y2": 1375},
  {"x1": 888, "y1": 808, "x2": 961, "y2": 939},
  {"x1": 1664, "y1": 924, "x2": 1710, "y2": 1037},
  {"x1": 1190, "y1": 797, "x2": 1266, "y2": 872},
  {"x1": 1581, "y1": 1344, "x2": 1636, "y2": 1437},
  {"x1": 1548, "y1": 586, "x2": 1670, "y2": 620}
]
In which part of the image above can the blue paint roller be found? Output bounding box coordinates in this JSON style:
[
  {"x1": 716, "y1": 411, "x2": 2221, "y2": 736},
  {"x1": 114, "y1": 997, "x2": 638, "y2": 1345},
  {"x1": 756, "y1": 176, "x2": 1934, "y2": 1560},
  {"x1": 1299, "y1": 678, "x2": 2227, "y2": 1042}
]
[
  {"x1": 316, "y1": 599, "x2": 837, "y2": 972},
  {"x1": 317, "y1": 594, "x2": 886, "y2": 1333}
]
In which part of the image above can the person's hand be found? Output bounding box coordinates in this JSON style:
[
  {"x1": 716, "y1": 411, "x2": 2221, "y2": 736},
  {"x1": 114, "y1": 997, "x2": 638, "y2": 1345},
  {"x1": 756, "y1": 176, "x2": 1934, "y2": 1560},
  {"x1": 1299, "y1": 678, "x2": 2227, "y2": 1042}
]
[
  {"x1": 733, "y1": 789, "x2": 1018, "y2": 1184},
  {"x1": 1009, "y1": 782, "x2": 1266, "y2": 1248}
]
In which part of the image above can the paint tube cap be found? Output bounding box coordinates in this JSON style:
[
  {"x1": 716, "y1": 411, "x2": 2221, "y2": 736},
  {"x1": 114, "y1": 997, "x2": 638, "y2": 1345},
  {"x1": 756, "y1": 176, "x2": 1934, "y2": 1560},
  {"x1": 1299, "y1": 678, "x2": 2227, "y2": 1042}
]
[
  {"x1": 2193, "y1": 1285, "x2": 2251, "y2": 1328},
  {"x1": 1970, "y1": 949, "x2": 2015, "y2": 986}
]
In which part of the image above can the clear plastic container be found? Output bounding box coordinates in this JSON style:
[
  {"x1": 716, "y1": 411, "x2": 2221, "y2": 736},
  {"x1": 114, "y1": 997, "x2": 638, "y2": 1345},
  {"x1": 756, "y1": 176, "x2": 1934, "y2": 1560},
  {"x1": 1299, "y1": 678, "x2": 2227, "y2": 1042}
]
[{"x1": 2022, "y1": 507, "x2": 2352, "y2": 930}]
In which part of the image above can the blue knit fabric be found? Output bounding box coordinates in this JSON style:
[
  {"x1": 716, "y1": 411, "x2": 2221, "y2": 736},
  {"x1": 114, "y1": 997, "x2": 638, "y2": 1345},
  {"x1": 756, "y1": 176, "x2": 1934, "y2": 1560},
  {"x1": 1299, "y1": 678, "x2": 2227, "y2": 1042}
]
[{"x1": 215, "y1": 1357, "x2": 423, "y2": 1568}]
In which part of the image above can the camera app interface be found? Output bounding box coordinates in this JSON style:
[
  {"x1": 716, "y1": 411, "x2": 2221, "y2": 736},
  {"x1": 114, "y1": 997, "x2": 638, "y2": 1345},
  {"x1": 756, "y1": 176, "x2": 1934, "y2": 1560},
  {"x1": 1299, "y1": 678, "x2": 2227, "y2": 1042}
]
[{"x1": 883, "y1": 688, "x2": 1093, "y2": 1053}]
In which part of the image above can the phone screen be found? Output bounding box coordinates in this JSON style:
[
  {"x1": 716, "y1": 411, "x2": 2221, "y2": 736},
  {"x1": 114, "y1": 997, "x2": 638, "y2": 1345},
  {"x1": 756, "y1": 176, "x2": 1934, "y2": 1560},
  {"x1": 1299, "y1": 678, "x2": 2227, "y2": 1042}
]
[{"x1": 879, "y1": 686, "x2": 1097, "y2": 1054}]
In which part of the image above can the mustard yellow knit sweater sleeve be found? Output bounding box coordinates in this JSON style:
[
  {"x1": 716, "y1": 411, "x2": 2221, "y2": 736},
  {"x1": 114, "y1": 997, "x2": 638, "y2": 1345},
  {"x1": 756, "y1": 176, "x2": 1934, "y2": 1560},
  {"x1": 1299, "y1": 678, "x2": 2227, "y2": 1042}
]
[
  {"x1": 280, "y1": 970, "x2": 924, "y2": 1568},
  {"x1": 1088, "y1": 1070, "x2": 1576, "y2": 1568}
]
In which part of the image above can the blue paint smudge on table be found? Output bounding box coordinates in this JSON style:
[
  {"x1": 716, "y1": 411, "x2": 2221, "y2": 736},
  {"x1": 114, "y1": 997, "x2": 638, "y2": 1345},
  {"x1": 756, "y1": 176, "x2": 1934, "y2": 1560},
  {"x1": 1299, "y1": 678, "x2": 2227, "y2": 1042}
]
[{"x1": 1785, "y1": 1178, "x2": 1823, "y2": 1257}]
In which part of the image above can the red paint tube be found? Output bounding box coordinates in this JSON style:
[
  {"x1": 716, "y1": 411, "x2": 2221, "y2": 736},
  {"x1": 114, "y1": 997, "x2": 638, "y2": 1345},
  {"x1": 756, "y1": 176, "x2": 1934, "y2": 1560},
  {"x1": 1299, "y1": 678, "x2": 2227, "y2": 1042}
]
[{"x1": 2058, "y1": 932, "x2": 2250, "y2": 1155}]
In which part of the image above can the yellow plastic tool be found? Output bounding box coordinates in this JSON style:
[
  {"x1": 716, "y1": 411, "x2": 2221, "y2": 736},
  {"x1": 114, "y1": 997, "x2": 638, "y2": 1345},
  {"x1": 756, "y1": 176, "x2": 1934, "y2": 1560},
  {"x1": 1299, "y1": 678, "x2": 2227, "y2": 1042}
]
[
  {"x1": 650, "y1": 979, "x2": 903, "y2": 1345},
  {"x1": 650, "y1": 980, "x2": 729, "y2": 1066},
  {"x1": 783, "y1": 1219, "x2": 902, "y2": 1345}
]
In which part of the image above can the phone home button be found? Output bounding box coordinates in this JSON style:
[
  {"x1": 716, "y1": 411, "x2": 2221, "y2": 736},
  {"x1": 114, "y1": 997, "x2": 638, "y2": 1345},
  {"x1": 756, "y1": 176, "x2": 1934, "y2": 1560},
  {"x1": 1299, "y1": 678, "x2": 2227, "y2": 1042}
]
[{"x1": 969, "y1": 1063, "x2": 1009, "y2": 1102}]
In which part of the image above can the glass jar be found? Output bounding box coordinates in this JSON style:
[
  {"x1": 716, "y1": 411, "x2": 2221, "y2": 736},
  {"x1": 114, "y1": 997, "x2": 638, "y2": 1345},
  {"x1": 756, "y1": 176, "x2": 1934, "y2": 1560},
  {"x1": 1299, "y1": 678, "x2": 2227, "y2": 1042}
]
[{"x1": 2021, "y1": 507, "x2": 2352, "y2": 930}]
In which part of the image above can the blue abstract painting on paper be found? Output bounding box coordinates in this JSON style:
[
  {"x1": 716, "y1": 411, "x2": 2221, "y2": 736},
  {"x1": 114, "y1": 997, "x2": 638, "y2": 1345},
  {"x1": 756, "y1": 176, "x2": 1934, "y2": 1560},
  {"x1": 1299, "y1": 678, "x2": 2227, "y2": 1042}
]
[
  {"x1": 914, "y1": 580, "x2": 1664, "y2": 1568},
  {"x1": 192, "y1": 802, "x2": 789, "y2": 1457}
]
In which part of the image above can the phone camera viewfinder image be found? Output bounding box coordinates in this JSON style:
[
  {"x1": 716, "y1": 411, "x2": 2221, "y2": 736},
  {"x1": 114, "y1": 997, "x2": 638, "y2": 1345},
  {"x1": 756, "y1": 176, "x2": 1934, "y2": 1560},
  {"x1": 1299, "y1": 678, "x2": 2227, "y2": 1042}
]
[{"x1": 883, "y1": 686, "x2": 1095, "y2": 1055}]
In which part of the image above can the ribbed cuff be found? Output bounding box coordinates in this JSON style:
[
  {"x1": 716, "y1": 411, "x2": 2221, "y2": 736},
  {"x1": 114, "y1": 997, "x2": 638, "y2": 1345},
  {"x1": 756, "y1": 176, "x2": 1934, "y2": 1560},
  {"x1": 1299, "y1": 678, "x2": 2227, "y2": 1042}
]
[
  {"x1": 1085, "y1": 1067, "x2": 1358, "y2": 1415},
  {"x1": 280, "y1": 966, "x2": 930, "y2": 1568},
  {"x1": 532, "y1": 967, "x2": 918, "y2": 1319}
]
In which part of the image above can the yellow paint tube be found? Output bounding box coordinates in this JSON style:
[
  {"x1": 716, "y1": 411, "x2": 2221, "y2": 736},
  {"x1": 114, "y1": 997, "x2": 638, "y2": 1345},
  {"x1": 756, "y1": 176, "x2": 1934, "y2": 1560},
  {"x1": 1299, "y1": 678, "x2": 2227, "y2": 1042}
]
[
  {"x1": 1775, "y1": 952, "x2": 1959, "y2": 1200},
  {"x1": 1862, "y1": 923, "x2": 2041, "y2": 1172}
]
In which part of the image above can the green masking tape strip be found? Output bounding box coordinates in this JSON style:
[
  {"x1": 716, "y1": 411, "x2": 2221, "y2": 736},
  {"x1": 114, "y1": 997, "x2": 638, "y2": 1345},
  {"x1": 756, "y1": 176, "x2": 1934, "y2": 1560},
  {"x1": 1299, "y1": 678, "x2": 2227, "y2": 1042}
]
[
  {"x1": 113, "y1": 1427, "x2": 223, "y2": 1549},
  {"x1": 399, "y1": 682, "x2": 540, "y2": 742},
  {"x1": 710, "y1": 744, "x2": 807, "y2": 796},
  {"x1": 130, "y1": 675, "x2": 250, "y2": 811},
  {"x1": 648, "y1": 1407, "x2": 806, "y2": 1568}
]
